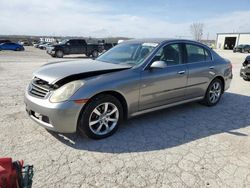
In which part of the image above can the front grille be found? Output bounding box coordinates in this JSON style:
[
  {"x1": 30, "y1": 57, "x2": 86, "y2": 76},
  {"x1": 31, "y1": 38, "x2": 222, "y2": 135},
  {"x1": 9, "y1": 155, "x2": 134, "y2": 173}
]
[{"x1": 29, "y1": 77, "x2": 50, "y2": 98}]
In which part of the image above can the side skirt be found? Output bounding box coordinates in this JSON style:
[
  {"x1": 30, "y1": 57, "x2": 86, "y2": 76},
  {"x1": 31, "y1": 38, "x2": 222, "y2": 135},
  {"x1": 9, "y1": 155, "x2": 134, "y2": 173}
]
[{"x1": 130, "y1": 96, "x2": 204, "y2": 118}]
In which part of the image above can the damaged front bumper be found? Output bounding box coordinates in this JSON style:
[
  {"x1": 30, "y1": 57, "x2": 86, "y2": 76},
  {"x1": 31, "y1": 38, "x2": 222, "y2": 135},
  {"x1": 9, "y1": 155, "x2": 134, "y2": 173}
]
[{"x1": 24, "y1": 90, "x2": 84, "y2": 133}]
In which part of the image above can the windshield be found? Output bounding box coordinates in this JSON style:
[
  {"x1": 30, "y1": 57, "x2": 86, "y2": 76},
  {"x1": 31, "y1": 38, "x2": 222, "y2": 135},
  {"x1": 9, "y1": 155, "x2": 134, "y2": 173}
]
[{"x1": 97, "y1": 42, "x2": 158, "y2": 65}]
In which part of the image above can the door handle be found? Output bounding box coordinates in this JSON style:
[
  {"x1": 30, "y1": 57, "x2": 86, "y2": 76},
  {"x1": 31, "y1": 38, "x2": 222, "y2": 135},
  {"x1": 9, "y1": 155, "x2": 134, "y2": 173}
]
[
  {"x1": 209, "y1": 66, "x2": 215, "y2": 69},
  {"x1": 178, "y1": 70, "x2": 186, "y2": 74}
]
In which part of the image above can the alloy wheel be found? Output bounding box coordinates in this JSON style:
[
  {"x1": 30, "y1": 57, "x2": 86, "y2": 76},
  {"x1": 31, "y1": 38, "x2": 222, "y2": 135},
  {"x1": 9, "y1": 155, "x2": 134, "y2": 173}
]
[
  {"x1": 209, "y1": 82, "x2": 222, "y2": 103},
  {"x1": 89, "y1": 102, "x2": 119, "y2": 135}
]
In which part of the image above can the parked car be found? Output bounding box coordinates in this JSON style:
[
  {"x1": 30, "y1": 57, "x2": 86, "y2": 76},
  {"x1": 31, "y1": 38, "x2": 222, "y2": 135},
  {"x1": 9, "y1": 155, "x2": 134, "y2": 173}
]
[
  {"x1": 46, "y1": 39, "x2": 103, "y2": 58},
  {"x1": 233, "y1": 44, "x2": 250, "y2": 53},
  {"x1": 34, "y1": 42, "x2": 46, "y2": 48},
  {"x1": 25, "y1": 39, "x2": 233, "y2": 139},
  {"x1": 0, "y1": 39, "x2": 11, "y2": 44},
  {"x1": 32, "y1": 41, "x2": 39, "y2": 46},
  {"x1": 240, "y1": 55, "x2": 250, "y2": 81},
  {"x1": 38, "y1": 42, "x2": 52, "y2": 50},
  {"x1": 19, "y1": 41, "x2": 30, "y2": 46},
  {"x1": 0, "y1": 42, "x2": 24, "y2": 51}
]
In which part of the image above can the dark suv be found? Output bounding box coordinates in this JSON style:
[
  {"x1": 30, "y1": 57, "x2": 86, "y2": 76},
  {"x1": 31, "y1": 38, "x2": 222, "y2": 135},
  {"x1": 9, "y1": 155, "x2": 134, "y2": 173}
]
[
  {"x1": 233, "y1": 44, "x2": 250, "y2": 53},
  {"x1": 240, "y1": 55, "x2": 250, "y2": 81},
  {"x1": 47, "y1": 39, "x2": 103, "y2": 58}
]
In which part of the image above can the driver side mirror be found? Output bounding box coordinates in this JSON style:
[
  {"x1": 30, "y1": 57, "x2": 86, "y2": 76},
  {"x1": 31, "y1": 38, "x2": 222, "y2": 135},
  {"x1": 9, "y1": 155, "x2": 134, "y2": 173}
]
[{"x1": 150, "y1": 61, "x2": 167, "y2": 69}]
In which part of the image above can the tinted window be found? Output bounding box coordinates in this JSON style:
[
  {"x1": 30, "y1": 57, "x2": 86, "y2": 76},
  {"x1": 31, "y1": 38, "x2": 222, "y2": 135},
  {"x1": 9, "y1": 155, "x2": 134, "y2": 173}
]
[
  {"x1": 79, "y1": 40, "x2": 86, "y2": 45},
  {"x1": 204, "y1": 49, "x2": 212, "y2": 61},
  {"x1": 68, "y1": 40, "x2": 78, "y2": 45},
  {"x1": 186, "y1": 44, "x2": 211, "y2": 62},
  {"x1": 153, "y1": 43, "x2": 182, "y2": 66}
]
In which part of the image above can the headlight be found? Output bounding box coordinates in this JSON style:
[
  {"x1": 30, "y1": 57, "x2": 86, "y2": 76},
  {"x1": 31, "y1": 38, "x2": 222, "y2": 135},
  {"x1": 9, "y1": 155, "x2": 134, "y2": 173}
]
[{"x1": 50, "y1": 80, "x2": 84, "y2": 103}]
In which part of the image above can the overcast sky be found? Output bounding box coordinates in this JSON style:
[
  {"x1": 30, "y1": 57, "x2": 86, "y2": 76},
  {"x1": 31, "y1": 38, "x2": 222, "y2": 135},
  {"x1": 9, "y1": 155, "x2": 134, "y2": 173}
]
[{"x1": 0, "y1": 0, "x2": 250, "y2": 39}]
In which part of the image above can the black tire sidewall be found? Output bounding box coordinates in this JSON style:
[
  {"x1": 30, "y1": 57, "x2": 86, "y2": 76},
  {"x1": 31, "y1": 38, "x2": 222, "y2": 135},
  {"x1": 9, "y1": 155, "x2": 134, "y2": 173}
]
[
  {"x1": 78, "y1": 94, "x2": 123, "y2": 139},
  {"x1": 203, "y1": 79, "x2": 223, "y2": 106}
]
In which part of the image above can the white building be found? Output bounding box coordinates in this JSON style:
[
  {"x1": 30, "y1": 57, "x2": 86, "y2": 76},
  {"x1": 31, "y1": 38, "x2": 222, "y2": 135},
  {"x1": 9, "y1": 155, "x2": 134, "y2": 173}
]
[
  {"x1": 39, "y1": 37, "x2": 56, "y2": 43},
  {"x1": 216, "y1": 33, "x2": 250, "y2": 49}
]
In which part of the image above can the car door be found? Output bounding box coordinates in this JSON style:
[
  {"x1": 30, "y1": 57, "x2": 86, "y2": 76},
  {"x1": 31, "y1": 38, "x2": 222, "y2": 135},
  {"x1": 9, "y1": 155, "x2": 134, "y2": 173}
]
[
  {"x1": 139, "y1": 43, "x2": 188, "y2": 110},
  {"x1": 65, "y1": 40, "x2": 78, "y2": 54},
  {"x1": 73, "y1": 40, "x2": 84, "y2": 54},
  {"x1": 184, "y1": 43, "x2": 213, "y2": 99},
  {"x1": 70, "y1": 40, "x2": 81, "y2": 54},
  {"x1": 78, "y1": 40, "x2": 87, "y2": 54}
]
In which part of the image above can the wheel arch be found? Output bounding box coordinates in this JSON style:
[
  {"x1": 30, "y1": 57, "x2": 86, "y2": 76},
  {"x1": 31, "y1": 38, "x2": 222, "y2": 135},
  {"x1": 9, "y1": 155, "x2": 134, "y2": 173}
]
[
  {"x1": 210, "y1": 76, "x2": 225, "y2": 93},
  {"x1": 77, "y1": 90, "x2": 128, "y2": 128}
]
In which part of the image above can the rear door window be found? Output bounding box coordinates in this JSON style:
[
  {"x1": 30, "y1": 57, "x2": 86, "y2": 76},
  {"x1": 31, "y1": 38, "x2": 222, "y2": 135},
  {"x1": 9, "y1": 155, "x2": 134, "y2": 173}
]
[{"x1": 186, "y1": 44, "x2": 211, "y2": 63}]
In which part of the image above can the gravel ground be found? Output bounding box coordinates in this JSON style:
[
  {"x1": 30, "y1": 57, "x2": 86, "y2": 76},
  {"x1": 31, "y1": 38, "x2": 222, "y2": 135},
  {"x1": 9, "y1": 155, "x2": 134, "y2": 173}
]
[{"x1": 0, "y1": 47, "x2": 250, "y2": 188}]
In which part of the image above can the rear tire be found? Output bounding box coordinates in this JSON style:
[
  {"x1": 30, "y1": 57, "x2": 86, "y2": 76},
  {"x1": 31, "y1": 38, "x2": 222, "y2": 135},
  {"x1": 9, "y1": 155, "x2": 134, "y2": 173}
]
[
  {"x1": 56, "y1": 50, "x2": 64, "y2": 58},
  {"x1": 78, "y1": 94, "x2": 123, "y2": 139},
  {"x1": 201, "y1": 78, "x2": 223, "y2": 106}
]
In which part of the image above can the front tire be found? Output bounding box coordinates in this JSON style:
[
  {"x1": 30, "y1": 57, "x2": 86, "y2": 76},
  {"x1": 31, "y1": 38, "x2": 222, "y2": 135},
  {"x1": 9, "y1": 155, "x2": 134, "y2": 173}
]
[
  {"x1": 78, "y1": 94, "x2": 123, "y2": 139},
  {"x1": 92, "y1": 50, "x2": 98, "y2": 59},
  {"x1": 202, "y1": 78, "x2": 223, "y2": 106},
  {"x1": 56, "y1": 50, "x2": 64, "y2": 58}
]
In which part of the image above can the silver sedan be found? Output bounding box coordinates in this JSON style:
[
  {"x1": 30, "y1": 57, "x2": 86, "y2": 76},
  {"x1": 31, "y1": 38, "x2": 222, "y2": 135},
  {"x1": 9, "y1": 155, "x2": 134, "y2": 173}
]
[{"x1": 25, "y1": 39, "x2": 233, "y2": 139}]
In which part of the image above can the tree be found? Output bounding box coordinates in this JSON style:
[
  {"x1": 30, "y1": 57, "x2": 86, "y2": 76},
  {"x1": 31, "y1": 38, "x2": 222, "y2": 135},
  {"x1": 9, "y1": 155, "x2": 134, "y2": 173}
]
[{"x1": 190, "y1": 23, "x2": 204, "y2": 41}]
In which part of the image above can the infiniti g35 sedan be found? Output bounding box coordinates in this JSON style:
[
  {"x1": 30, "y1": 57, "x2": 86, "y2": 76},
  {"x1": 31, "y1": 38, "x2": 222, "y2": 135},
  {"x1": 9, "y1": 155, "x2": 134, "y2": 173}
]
[{"x1": 25, "y1": 39, "x2": 233, "y2": 139}]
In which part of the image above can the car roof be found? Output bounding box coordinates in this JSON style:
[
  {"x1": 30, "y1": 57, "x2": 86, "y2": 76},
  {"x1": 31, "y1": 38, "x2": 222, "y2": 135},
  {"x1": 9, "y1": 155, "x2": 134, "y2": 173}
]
[{"x1": 122, "y1": 38, "x2": 203, "y2": 45}]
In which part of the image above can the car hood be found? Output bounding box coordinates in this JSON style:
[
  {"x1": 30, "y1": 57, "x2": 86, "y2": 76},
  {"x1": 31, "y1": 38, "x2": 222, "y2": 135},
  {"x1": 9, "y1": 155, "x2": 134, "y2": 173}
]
[{"x1": 33, "y1": 59, "x2": 132, "y2": 84}]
